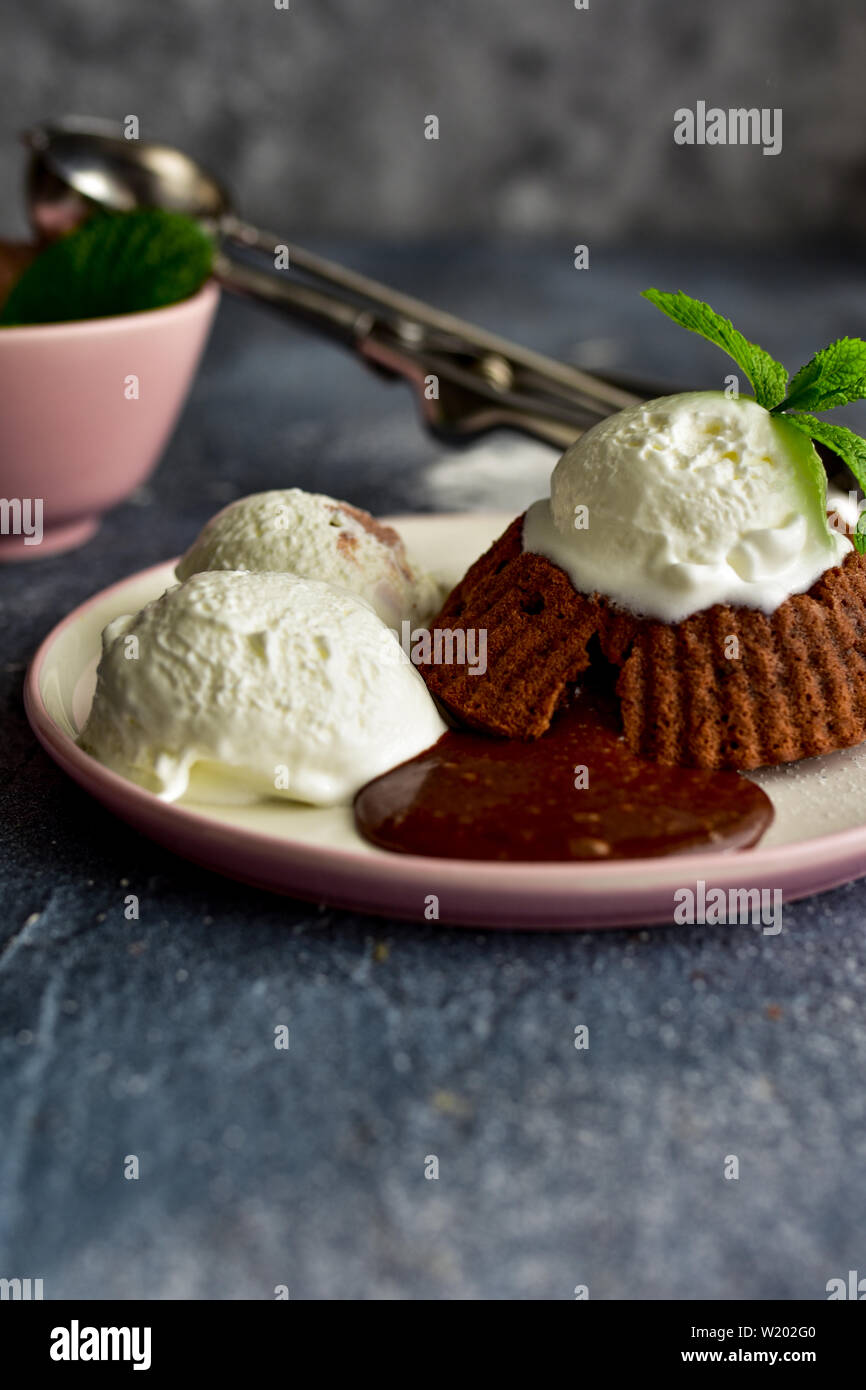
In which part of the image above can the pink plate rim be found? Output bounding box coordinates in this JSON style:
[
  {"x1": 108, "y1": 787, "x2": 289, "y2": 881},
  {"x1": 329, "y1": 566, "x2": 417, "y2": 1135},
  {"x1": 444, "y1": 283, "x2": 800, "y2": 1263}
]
[{"x1": 22, "y1": 541, "x2": 866, "y2": 930}]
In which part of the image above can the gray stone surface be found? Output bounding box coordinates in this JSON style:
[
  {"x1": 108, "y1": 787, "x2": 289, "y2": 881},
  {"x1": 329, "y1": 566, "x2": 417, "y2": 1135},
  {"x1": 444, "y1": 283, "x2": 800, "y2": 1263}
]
[
  {"x1": 2, "y1": 246, "x2": 866, "y2": 1300},
  {"x1": 2, "y1": 0, "x2": 866, "y2": 242}
]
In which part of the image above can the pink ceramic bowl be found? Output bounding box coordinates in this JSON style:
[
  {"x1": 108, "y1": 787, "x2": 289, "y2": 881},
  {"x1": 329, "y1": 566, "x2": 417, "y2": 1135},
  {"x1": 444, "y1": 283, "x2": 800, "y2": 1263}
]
[{"x1": 0, "y1": 281, "x2": 220, "y2": 560}]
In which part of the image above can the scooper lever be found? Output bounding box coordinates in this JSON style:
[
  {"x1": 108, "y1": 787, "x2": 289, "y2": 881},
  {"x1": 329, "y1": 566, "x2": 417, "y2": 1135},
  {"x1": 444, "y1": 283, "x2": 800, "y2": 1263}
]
[{"x1": 219, "y1": 250, "x2": 635, "y2": 448}]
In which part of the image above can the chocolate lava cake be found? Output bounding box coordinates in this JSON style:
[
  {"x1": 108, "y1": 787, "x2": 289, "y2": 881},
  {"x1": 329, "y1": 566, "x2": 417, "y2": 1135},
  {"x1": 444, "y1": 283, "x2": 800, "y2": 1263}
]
[{"x1": 420, "y1": 515, "x2": 866, "y2": 772}]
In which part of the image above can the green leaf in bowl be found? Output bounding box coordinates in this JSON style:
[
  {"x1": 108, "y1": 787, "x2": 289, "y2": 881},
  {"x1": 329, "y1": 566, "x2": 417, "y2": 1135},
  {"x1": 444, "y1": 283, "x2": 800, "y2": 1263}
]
[{"x1": 0, "y1": 209, "x2": 214, "y2": 327}]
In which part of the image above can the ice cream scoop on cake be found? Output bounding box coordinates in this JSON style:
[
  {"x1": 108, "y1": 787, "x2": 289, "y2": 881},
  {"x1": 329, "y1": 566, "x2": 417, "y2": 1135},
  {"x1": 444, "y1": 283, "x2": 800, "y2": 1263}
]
[{"x1": 523, "y1": 391, "x2": 849, "y2": 624}]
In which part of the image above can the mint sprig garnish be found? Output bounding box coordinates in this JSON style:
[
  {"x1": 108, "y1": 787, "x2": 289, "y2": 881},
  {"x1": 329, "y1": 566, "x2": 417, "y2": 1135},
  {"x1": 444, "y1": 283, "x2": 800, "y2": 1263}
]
[
  {"x1": 642, "y1": 288, "x2": 788, "y2": 409},
  {"x1": 0, "y1": 209, "x2": 213, "y2": 327},
  {"x1": 643, "y1": 287, "x2": 866, "y2": 549}
]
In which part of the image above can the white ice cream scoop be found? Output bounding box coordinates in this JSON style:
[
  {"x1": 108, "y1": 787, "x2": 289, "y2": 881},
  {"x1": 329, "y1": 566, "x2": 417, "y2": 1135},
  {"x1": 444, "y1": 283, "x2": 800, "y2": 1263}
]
[
  {"x1": 523, "y1": 391, "x2": 851, "y2": 623},
  {"x1": 176, "y1": 488, "x2": 442, "y2": 629},
  {"x1": 79, "y1": 570, "x2": 446, "y2": 805}
]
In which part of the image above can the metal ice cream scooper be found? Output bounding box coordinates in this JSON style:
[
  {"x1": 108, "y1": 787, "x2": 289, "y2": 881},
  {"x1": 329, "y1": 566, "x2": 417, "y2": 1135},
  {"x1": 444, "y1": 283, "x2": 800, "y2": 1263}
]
[{"x1": 24, "y1": 117, "x2": 642, "y2": 449}]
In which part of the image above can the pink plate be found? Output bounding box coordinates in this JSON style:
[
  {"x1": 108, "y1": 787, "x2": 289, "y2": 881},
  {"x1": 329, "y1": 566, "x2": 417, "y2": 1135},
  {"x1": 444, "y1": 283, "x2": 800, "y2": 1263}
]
[{"x1": 23, "y1": 513, "x2": 866, "y2": 929}]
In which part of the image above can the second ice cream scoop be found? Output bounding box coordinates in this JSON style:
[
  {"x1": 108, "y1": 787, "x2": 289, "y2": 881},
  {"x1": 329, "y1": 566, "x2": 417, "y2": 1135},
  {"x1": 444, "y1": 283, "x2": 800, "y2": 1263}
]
[{"x1": 176, "y1": 489, "x2": 442, "y2": 629}]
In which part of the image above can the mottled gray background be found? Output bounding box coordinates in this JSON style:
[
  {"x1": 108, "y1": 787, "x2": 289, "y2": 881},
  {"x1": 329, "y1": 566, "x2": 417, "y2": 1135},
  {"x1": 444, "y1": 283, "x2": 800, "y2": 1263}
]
[{"x1": 1, "y1": 0, "x2": 865, "y2": 242}]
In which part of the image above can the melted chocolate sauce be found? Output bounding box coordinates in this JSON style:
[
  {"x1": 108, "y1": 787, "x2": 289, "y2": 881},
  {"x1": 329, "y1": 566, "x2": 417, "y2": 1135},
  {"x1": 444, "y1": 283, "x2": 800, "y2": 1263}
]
[{"x1": 354, "y1": 693, "x2": 773, "y2": 861}]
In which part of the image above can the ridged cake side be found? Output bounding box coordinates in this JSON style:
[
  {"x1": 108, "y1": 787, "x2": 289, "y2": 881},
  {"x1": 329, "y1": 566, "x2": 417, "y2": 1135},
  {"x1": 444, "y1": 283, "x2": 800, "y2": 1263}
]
[
  {"x1": 607, "y1": 552, "x2": 866, "y2": 769},
  {"x1": 422, "y1": 517, "x2": 604, "y2": 738}
]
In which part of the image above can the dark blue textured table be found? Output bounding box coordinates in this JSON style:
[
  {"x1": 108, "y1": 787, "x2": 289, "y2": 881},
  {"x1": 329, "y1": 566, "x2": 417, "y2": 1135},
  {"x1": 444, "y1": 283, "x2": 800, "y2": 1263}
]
[{"x1": 2, "y1": 246, "x2": 865, "y2": 1300}]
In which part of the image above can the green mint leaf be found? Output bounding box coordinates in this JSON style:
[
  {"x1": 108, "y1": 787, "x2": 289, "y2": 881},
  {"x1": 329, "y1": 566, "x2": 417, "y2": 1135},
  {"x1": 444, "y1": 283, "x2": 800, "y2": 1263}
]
[
  {"x1": 782, "y1": 411, "x2": 866, "y2": 498},
  {"x1": 771, "y1": 337, "x2": 866, "y2": 414},
  {"x1": 768, "y1": 411, "x2": 832, "y2": 520},
  {"x1": 642, "y1": 288, "x2": 788, "y2": 409},
  {"x1": 0, "y1": 209, "x2": 213, "y2": 327},
  {"x1": 855, "y1": 514, "x2": 866, "y2": 556}
]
